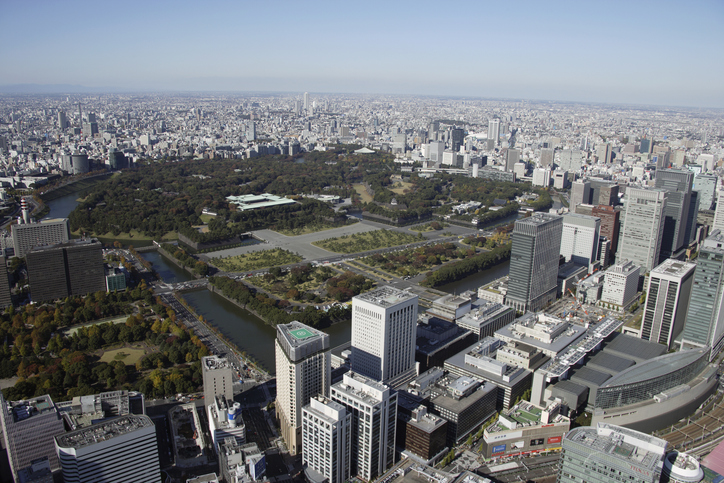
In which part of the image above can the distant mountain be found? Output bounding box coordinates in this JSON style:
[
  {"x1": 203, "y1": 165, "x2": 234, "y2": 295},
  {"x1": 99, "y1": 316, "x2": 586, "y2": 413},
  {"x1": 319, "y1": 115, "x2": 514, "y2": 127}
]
[{"x1": 0, "y1": 84, "x2": 120, "y2": 94}]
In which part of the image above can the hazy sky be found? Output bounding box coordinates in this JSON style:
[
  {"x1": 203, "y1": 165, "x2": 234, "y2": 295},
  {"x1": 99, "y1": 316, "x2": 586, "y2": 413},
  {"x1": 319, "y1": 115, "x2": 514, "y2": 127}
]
[{"x1": 2, "y1": 0, "x2": 723, "y2": 107}]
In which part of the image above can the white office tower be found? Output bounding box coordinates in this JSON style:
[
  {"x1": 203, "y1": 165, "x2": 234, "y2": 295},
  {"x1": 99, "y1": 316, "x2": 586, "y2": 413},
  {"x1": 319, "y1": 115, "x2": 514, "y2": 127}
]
[
  {"x1": 532, "y1": 167, "x2": 551, "y2": 187},
  {"x1": 617, "y1": 187, "x2": 667, "y2": 272},
  {"x1": 713, "y1": 191, "x2": 724, "y2": 232},
  {"x1": 55, "y1": 415, "x2": 161, "y2": 483},
  {"x1": 641, "y1": 259, "x2": 696, "y2": 350},
  {"x1": 600, "y1": 260, "x2": 640, "y2": 311},
  {"x1": 202, "y1": 356, "x2": 234, "y2": 408},
  {"x1": 560, "y1": 213, "x2": 601, "y2": 270},
  {"x1": 330, "y1": 372, "x2": 397, "y2": 481},
  {"x1": 0, "y1": 394, "x2": 66, "y2": 482},
  {"x1": 303, "y1": 92, "x2": 310, "y2": 110},
  {"x1": 351, "y1": 286, "x2": 418, "y2": 386},
  {"x1": 506, "y1": 213, "x2": 563, "y2": 312},
  {"x1": 302, "y1": 396, "x2": 352, "y2": 483},
  {"x1": 208, "y1": 395, "x2": 246, "y2": 449},
  {"x1": 12, "y1": 217, "x2": 70, "y2": 258},
  {"x1": 275, "y1": 321, "x2": 331, "y2": 455},
  {"x1": 488, "y1": 119, "x2": 500, "y2": 146}
]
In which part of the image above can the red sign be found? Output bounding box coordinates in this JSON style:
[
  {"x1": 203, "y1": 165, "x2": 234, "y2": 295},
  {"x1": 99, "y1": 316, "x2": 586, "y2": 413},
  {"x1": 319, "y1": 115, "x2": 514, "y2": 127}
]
[{"x1": 547, "y1": 436, "x2": 562, "y2": 444}]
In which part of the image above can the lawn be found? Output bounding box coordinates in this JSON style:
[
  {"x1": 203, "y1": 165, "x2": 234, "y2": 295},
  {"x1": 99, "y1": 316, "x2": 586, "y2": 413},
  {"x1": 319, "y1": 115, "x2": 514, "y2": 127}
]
[
  {"x1": 353, "y1": 183, "x2": 374, "y2": 203},
  {"x1": 313, "y1": 229, "x2": 420, "y2": 254},
  {"x1": 211, "y1": 248, "x2": 303, "y2": 272},
  {"x1": 100, "y1": 347, "x2": 146, "y2": 365},
  {"x1": 390, "y1": 181, "x2": 413, "y2": 195},
  {"x1": 199, "y1": 214, "x2": 216, "y2": 223}
]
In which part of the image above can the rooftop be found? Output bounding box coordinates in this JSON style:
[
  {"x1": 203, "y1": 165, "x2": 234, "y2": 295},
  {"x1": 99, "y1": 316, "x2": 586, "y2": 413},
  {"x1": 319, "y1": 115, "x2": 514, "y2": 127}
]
[
  {"x1": 202, "y1": 355, "x2": 233, "y2": 372},
  {"x1": 651, "y1": 259, "x2": 696, "y2": 278},
  {"x1": 56, "y1": 415, "x2": 153, "y2": 449},
  {"x1": 225, "y1": 193, "x2": 297, "y2": 211},
  {"x1": 7, "y1": 394, "x2": 57, "y2": 423},
  {"x1": 565, "y1": 423, "x2": 667, "y2": 473},
  {"x1": 354, "y1": 285, "x2": 417, "y2": 308}
]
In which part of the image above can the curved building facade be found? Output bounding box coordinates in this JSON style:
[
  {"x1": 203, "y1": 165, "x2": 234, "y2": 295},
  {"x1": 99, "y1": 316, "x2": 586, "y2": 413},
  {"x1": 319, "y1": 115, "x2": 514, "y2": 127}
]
[
  {"x1": 591, "y1": 348, "x2": 718, "y2": 433},
  {"x1": 595, "y1": 349, "x2": 709, "y2": 409}
]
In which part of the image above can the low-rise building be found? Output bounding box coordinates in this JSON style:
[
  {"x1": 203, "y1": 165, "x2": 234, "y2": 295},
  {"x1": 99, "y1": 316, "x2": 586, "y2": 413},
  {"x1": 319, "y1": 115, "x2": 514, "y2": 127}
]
[
  {"x1": 455, "y1": 301, "x2": 515, "y2": 340},
  {"x1": 482, "y1": 401, "x2": 570, "y2": 459},
  {"x1": 494, "y1": 313, "x2": 588, "y2": 358}
]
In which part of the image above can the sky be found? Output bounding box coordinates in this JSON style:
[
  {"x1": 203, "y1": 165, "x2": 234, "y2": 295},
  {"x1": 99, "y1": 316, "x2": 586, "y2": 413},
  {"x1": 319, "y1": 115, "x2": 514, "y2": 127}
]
[{"x1": 1, "y1": 0, "x2": 723, "y2": 107}]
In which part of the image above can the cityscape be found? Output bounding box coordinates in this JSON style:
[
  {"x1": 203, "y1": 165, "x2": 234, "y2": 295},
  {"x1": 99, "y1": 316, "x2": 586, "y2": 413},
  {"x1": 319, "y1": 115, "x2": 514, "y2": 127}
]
[{"x1": 1, "y1": 1, "x2": 724, "y2": 483}]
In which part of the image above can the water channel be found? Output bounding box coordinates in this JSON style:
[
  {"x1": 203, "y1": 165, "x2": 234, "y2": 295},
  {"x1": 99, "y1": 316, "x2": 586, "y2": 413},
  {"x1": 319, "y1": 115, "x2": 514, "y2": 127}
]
[{"x1": 45, "y1": 187, "x2": 510, "y2": 374}]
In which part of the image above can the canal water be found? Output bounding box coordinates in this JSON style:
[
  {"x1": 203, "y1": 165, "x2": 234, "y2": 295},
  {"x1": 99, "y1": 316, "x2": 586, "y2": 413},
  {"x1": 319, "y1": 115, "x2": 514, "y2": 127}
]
[{"x1": 45, "y1": 190, "x2": 507, "y2": 373}]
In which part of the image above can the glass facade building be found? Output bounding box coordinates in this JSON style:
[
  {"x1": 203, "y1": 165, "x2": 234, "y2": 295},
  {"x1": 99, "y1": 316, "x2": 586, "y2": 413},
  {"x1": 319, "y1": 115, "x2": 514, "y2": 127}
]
[{"x1": 595, "y1": 348, "x2": 709, "y2": 410}]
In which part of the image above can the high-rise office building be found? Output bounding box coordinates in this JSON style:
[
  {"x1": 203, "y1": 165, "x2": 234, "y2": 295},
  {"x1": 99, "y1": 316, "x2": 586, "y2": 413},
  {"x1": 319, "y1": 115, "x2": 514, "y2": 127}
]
[
  {"x1": 12, "y1": 217, "x2": 70, "y2": 258},
  {"x1": 570, "y1": 180, "x2": 591, "y2": 212},
  {"x1": 655, "y1": 169, "x2": 694, "y2": 262},
  {"x1": 55, "y1": 415, "x2": 161, "y2": 483},
  {"x1": 558, "y1": 423, "x2": 668, "y2": 483},
  {"x1": 275, "y1": 321, "x2": 331, "y2": 455},
  {"x1": 26, "y1": 238, "x2": 105, "y2": 302},
  {"x1": 641, "y1": 259, "x2": 696, "y2": 349},
  {"x1": 350, "y1": 286, "x2": 418, "y2": 386},
  {"x1": 592, "y1": 205, "x2": 620, "y2": 264},
  {"x1": 0, "y1": 254, "x2": 11, "y2": 308},
  {"x1": 539, "y1": 147, "x2": 554, "y2": 167},
  {"x1": 713, "y1": 192, "x2": 724, "y2": 232},
  {"x1": 589, "y1": 180, "x2": 619, "y2": 207},
  {"x1": 487, "y1": 119, "x2": 500, "y2": 146},
  {"x1": 617, "y1": 188, "x2": 667, "y2": 272},
  {"x1": 0, "y1": 394, "x2": 66, "y2": 482},
  {"x1": 681, "y1": 230, "x2": 724, "y2": 358},
  {"x1": 450, "y1": 128, "x2": 464, "y2": 152},
  {"x1": 302, "y1": 396, "x2": 351, "y2": 483},
  {"x1": 58, "y1": 111, "x2": 67, "y2": 130},
  {"x1": 303, "y1": 92, "x2": 309, "y2": 110},
  {"x1": 506, "y1": 213, "x2": 563, "y2": 312},
  {"x1": 505, "y1": 148, "x2": 520, "y2": 172},
  {"x1": 595, "y1": 142, "x2": 611, "y2": 164},
  {"x1": 558, "y1": 149, "x2": 585, "y2": 171},
  {"x1": 560, "y1": 213, "x2": 601, "y2": 269},
  {"x1": 330, "y1": 372, "x2": 397, "y2": 481},
  {"x1": 693, "y1": 173, "x2": 718, "y2": 211},
  {"x1": 202, "y1": 355, "x2": 234, "y2": 407}
]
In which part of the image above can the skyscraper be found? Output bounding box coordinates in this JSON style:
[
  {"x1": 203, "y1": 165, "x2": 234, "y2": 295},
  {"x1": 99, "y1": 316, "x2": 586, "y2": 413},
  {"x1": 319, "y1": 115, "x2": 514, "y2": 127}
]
[
  {"x1": 713, "y1": 192, "x2": 724, "y2": 232},
  {"x1": 26, "y1": 238, "x2": 105, "y2": 302},
  {"x1": 12, "y1": 217, "x2": 70, "y2": 258},
  {"x1": 303, "y1": 92, "x2": 309, "y2": 110},
  {"x1": 350, "y1": 286, "x2": 418, "y2": 386},
  {"x1": 570, "y1": 180, "x2": 591, "y2": 212},
  {"x1": 302, "y1": 396, "x2": 351, "y2": 483},
  {"x1": 506, "y1": 213, "x2": 563, "y2": 312},
  {"x1": 641, "y1": 259, "x2": 695, "y2": 349},
  {"x1": 505, "y1": 148, "x2": 520, "y2": 172},
  {"x1": 560, "y1": 212, "x2": 601, "y2": 269},
  {"x1": 330, "y1": 372, "x2": 397, "y2": 481},
  {"x1": 655, "y1": 169, "x2": 694, "y2": 262},
  {"x1": 55, "y1": 415, "x2": 161, "y2": 483},
  {"x1": 487, "y1": 118, "x2": 500, "y2": 146},
  {"x1": 201, "y1": 355, "x2": 234, "y2": 407},
  {"x1": 558, "y1": 423, "x2": 668, "y2": 483},
  {"x1": 275, "y1": 321, "x2": 330, "y2": 455},
  {"x1": 681, "y1": 230, "x2": 724, "y2": 359},
  {"x1": 450, "y1": 128, "x2": 464, "y2": 152},
  {"x1": 0, "y1": 394, "x2": 66, "y2": 482},
  {"x1": 592, "y1": 205, "x2": 620, "y2": 264},
  {"x1": 58, "y1": 111, "x2": 67, "y2": 130},
  {"x1": 693, "y1": 173, "x2": 717, "y2": 211},
  {"x1": 617, "y1": 187, "x2": 667, "y2": 272}
]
